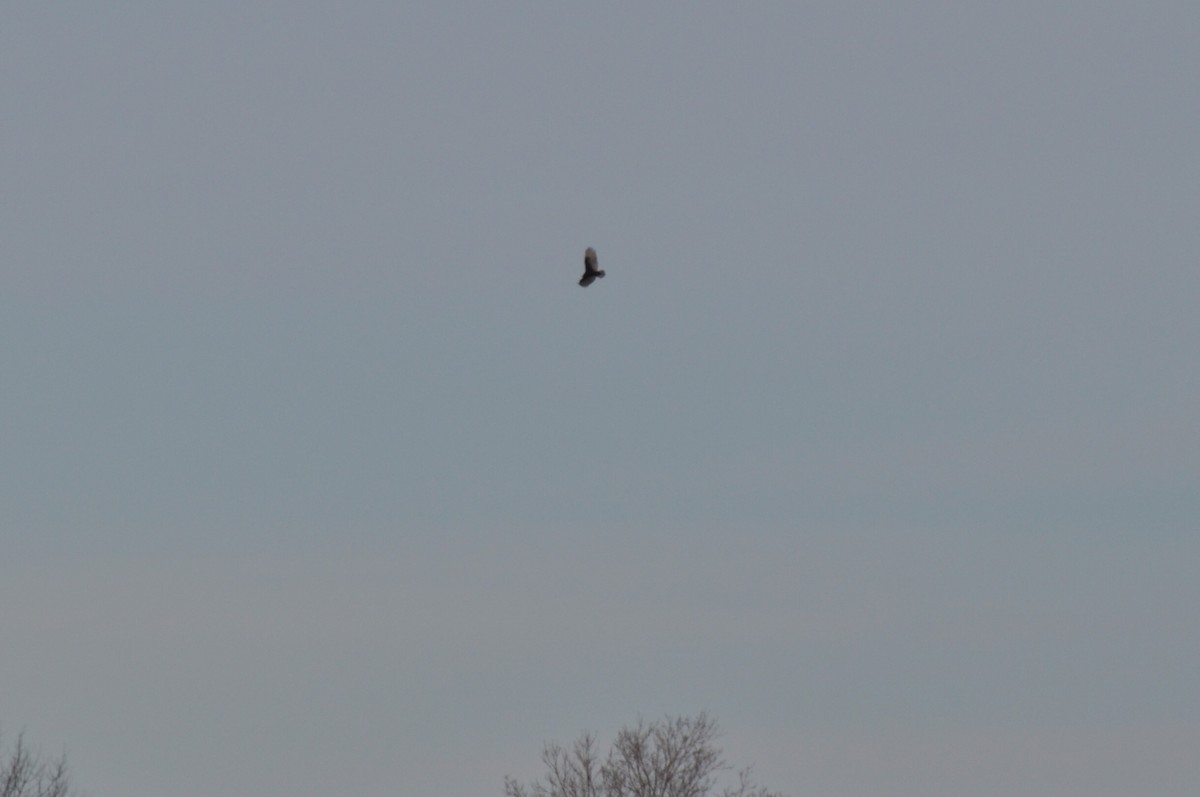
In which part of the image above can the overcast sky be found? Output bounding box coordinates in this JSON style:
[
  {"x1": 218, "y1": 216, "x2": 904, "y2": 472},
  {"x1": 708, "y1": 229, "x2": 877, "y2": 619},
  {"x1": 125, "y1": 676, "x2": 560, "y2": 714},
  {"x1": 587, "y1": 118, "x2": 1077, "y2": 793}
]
[{"x1": 2, "y1": 3, "x2": 1198, "y2": 796}]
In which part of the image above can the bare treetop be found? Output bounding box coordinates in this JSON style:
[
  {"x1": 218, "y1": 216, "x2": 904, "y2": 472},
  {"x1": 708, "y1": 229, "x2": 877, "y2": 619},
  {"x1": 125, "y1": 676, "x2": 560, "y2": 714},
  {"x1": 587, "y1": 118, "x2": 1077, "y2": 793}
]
[
  {"x1": 505, "y1": 713, "x2": 786, "y2": 797},
  {"x1": 1, "y1": 730, "x2": 76, "y2": 797}
]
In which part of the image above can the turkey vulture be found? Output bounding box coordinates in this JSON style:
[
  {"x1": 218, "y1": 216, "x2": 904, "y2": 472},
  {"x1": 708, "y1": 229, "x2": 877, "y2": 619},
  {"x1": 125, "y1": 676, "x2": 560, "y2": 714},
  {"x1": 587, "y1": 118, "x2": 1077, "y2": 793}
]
[{"x1": 579, "y1": 247, "x2": 605, "y2": 287}]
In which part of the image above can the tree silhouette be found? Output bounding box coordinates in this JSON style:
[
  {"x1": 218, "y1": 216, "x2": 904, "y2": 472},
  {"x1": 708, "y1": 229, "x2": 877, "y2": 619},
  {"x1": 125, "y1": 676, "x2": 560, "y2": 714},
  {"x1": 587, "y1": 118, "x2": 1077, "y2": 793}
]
[
  {"x1": 1, "y1": 730, "x2": 76, "y2": 797},
  {"x1": 505, "y1": 713, "x2": 786, "y2": 797}
]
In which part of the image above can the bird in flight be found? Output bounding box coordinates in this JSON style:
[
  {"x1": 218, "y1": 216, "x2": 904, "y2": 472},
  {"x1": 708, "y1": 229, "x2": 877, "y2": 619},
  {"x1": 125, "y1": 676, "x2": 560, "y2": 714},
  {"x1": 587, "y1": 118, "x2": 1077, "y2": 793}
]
[{"x1": 578, "y1": 246, "x2": 605, "y2": 287}]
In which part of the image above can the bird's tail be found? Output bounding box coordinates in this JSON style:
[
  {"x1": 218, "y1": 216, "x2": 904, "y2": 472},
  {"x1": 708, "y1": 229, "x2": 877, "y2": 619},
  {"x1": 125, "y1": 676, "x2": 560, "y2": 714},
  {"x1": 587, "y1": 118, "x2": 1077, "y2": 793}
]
[{"x1": 596, "y1": 270, "x2": 605, "y2": 278}]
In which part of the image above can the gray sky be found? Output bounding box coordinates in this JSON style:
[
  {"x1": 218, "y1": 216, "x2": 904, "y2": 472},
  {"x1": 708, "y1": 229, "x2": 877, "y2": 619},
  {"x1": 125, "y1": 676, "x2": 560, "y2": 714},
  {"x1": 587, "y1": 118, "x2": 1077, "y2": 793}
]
[{"x1": 2, "y1": 3, "x2": 1198, "y2": 796}]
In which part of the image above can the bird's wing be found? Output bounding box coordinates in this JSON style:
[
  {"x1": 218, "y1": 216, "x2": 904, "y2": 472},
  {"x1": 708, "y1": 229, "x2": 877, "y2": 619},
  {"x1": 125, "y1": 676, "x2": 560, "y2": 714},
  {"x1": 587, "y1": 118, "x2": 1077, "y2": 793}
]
[
  {"x1": 584, "y1": 247, "x2": 598, "y2": 273},
  {"x1": 579, "y1": 273, "x2": 595, "y2": 287}
]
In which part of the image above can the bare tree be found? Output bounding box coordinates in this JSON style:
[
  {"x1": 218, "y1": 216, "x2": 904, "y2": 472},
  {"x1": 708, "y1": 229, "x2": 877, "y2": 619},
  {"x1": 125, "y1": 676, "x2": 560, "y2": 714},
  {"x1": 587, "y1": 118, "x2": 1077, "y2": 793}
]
[
  {"x1": 1, "y1": 730, "x2": 75, "y2": 797},
  {"x1": 505, "y1": 713, "x2": 786, "y2": 797}
]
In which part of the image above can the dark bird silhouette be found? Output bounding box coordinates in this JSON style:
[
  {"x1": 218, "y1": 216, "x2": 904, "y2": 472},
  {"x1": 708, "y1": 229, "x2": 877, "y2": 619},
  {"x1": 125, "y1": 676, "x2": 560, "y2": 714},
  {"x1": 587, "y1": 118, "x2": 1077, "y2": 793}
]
[{"x1": 579, "y1": 246, "x2": 605, "y2": 287}]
